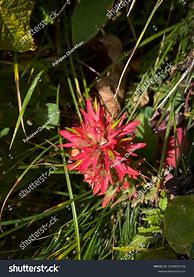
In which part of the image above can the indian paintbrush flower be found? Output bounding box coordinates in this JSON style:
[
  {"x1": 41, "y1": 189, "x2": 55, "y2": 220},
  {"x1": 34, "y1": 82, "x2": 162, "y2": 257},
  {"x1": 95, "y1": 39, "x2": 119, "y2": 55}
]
[{"x1": 59, "y1": 99, "x2": 146, "y2": 207}]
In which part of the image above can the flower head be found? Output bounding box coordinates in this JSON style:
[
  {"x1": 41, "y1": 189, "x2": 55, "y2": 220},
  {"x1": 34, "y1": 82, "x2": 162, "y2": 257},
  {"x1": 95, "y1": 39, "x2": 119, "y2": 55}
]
[{"x1": 60, "y1": 99, "x2": 146, "y2": 206}]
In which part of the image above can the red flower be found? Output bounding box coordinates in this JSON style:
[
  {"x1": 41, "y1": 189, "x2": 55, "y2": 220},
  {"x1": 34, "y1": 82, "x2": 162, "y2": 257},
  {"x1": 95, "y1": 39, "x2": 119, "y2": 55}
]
[
  {"x1": 166, "y1": 126, "x2": 185, "y2": 167},
  {"x1": 59, "y1": 99, "x2": 146, "y2": 206}
]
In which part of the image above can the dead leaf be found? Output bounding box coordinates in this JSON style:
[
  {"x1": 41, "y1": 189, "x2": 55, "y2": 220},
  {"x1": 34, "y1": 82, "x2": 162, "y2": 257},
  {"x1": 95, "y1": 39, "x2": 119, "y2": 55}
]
[
  {"x1": 133, "y1": 90, "x2": 149, "y2": 107},
  {"x1": 95, "y1": 34, "x2": 127, "y2": 118}
]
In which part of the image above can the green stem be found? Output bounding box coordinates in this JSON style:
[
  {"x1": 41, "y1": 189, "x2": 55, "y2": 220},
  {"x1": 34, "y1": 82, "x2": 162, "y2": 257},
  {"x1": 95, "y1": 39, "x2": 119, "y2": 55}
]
[
  {"x1": 61, "y1": 155, "x2": 81, "y2": 260},
  {"x1": 58, "y1": 85, "x2": 81, "y2": 259},
  {"x1": 66, "y1": 72, "x2": 82, "y2": 122}
]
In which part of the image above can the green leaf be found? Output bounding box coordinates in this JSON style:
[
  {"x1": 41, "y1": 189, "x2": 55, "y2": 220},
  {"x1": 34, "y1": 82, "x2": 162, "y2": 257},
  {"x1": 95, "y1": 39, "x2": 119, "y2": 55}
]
[
  {"x1": 190, "y1": 243, "x2": 194, "y2": 259},
  {"x1": 164, "y1": 195, "x2": 194, "y2": 255},
  {"x1": 0, "y1": 127, "x2": 10, "y2": 138},
  {"x1": 139, "y1": 248, "x2": 177, "y2": 260},
  {"x1": 113, "y1": 234, "x2": 155, "y2": 253},
  {"x1": 138, "y1": 226, "x2": 161, "y2": 234},
  {"x1": 45, "y1": 103, "x2": 60, "y2": 130},
  {"x1": 72, "y1": 0, "x2": 113, "y2": 44},
  {"x1": 145, "y1": 187, "x2": 158, "y2": 203},
  {"x1": 0, "y1": 0, "x2": 35, "y2": 52},
  {"x1": 159, "y1": 196, "x2": 168, "y2": 211},
  {"x1": 145, "y1": 214, "x2": 161, "y2": 226},
  {"x1": 9, "y1": 71, "x2": 44, "y2": 149},
  {"x1": 135, "y1": 110, "x2": 159, "y2": 163}
]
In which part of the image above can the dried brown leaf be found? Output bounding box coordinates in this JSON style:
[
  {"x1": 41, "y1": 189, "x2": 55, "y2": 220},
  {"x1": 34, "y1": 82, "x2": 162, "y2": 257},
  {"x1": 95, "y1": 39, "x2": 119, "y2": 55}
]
[
  {"x1": 95, "y1": 34, "x2": 126, "y2": 118},
  {"x1": 133, "y1": 90, "x2": 149, "y2": 108}
]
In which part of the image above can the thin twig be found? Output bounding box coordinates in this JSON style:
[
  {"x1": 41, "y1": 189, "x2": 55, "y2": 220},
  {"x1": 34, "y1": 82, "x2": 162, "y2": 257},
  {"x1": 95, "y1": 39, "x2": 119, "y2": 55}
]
[
  {"x1": 114, "y1": 0, "x2": 163, "y2": 100},
  {"x1": 156, "y1": 58, "x2": 194, "y2": 110}
]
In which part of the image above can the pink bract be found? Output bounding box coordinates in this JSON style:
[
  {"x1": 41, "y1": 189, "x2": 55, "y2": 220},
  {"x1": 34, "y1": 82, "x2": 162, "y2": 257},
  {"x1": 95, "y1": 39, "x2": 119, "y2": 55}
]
[{"x1": 59, "y1": 99, "x2": 146, "y2": 206}]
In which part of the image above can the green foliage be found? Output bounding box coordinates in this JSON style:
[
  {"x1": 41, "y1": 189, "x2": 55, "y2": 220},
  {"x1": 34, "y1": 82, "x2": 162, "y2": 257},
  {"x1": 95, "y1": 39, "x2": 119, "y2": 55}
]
[
  {"x1": 0, "y1": 0, "x2": 35, "y2": 52},
  {"x1": 0, "y1": 127, "x2": 10, "y2": 138},
  {"x1": 139, "y1": 248, "x2": 177, "y2": 260},
  {"x1": 10, "y1": 71, "x2": 44, "y2": 149},
  {"x1": 135, "y1": 108, "x2": 159, "y2": 163},
  {"x1": 164, "y1": 195, "x2": 194, "y2": 256},
  {"x1": 45, "y1": 103, "x2": 60, "y2": 129},
  {"x1": 72, "y1": 0, "x2": 113, "y2": 44},
  {"x1": 0, "y1": 0, "x2": 193, "y2": 261}
]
